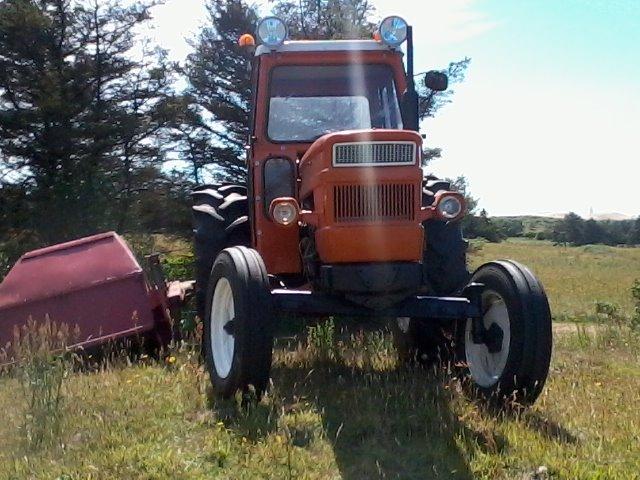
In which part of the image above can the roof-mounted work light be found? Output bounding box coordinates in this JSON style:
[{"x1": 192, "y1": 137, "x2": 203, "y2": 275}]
[
  {"x1": 257, "y1": 17, "x2": 288, "y2": 48},
  {"x1": 378, "y1": 16, "x2": 408, "y2": 47}
]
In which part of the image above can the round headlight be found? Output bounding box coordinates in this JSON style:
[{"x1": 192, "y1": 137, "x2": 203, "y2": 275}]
[
  {"x1": 379, "y1": 16, "x2": 408, "y2": 47},
  {"x1": 438, "y1": 195, "x2": 463, "y2": 220},
  {"x1": 272, "y1": 201, "x2": 298, "y2": 226},
  {"x1": 257, "y1": 17, "x2": 287, "y2": 48}
]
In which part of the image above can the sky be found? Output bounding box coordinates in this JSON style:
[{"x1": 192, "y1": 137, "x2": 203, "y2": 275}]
[{"x1": 147, "y1": 0, "x2": 640, "y2": 217}]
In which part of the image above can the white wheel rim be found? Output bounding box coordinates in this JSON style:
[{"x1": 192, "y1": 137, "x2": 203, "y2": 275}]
[
  {"x1": 210, "y1": 277, "x2": 235, "y2": 379},
  {"x1": 464, "y1": 290, "x2": 511, "y2": 388}
]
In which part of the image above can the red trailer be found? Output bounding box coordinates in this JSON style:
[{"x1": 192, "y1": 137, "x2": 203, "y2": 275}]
[{"x1": 0, "y1": 232, "x2": 186, "y2": 360}]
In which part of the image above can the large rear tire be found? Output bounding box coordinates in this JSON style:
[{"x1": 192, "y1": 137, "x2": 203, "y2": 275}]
[
  {"x1": 390, "y1": 317, "x2": 454, "y2": 366},
  {"x1": 421, "y1": 178, "x2": 470, "y2": 295},
  {"x1": 460, "y1": 260, "x2": 552, "y2": 406},
  {"x1": 392, "y1": 177, "x2": 470, "y2": 365},
  {"x1": 192, "y1": 184, "x2": 250, "y2": 320},
  {"x1": 203, "y1": 247, "x2": 274, "y2": 399}
]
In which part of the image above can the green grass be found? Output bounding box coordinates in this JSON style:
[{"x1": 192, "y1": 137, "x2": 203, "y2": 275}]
[
  {"x1": 471, "y1": 239, "x2": 640, "y2": 320},
  {"x1": 1, "y1": 327, "x2": 639, "y2": 479},
  {"x1": 1, "y1": 239, "x2": 640, "y2": 479}
]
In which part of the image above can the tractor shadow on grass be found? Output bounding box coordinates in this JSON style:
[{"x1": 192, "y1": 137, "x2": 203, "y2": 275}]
[
  {"x1": 271, "y1": 358, "x2": 499, "y2": 480},
  {"x1": 517, "y1": 410, "x2": 579, "y2": 445}
]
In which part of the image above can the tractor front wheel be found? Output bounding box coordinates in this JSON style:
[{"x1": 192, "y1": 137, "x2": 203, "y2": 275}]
[
  {"x1": 460, "y1": 260, "x2": 552, "y2": 407},
  {"x1": 204, "y1": 247, "x2": 274, "y2": 399}
]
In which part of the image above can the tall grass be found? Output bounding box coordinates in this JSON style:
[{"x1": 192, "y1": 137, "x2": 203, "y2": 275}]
[
  {"x1": 471, "y1": 239, "x2": 640, "y2": 319},
  {"x1": 5, "y1": 318, "x2": 77, "y2": 449}
]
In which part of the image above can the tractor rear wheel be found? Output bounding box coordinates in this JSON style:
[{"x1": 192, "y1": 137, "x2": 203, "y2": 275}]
[
  {"x1": 421, "y1": 178, "x2": 470, "y2": 295},
  {"x1": 390, "y1": 317, "x2": 454, "y2": 366},
  {"x1": 203, "y1": 247, "x2": 274, "y2": 399},
  {"x1": 392, "y1": 178, "x2": 470, "y2": 366},
  {"x1": 192, "y1": 184, "x2": 250, "y2": 320}
]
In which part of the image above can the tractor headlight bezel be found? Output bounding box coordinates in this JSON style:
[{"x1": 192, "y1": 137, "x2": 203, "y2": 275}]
[
  {"x1": 378, "y1": 16, "x2": 409, "y2": 47},
  {"x1": 269, "y1": 198, "x2": 299, "y2": 226},
  {"x1": 257, "y1": 17, "x2": 288, "y2": 48},
  {"x1": 435, "y1": 192, "x2": 466, "y2": 221}
]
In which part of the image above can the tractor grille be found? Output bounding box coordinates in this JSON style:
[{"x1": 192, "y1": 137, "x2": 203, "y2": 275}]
[
  {"x1": 333, "y1": 142, "x2": 416, "y2": 166},
  {"x1": 333, "y1": 184, "x2": 415, "y2": 223}
]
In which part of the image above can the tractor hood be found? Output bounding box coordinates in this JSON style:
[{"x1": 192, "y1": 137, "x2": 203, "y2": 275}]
[
  {"x1": 297, "y1": 129, "x2": 425, "y2": 265},
  {"x1": 298, "y1": 129, "x2": 422, "y2": 200}
]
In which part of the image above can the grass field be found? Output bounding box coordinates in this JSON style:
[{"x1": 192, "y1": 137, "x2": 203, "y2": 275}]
[
  {"x1": 471, "y1": 239, "x2": 640, "y2": 320},
  {"x1": 1, "y1": 239, "x2": 639, "y2": 479}
]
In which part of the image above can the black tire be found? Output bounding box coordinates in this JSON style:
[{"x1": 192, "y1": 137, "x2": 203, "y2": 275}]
[
  {"x1": 203, "y1": 247, "x2": 274, "y2": 399},
  {"x1": 390, "y1": 318, "x2": 454, "y2": 366},
  {"x1": 459, "y1": 260, "x2": 552, "y2": 406},
  {"x1": 192, "y1": 184, "x2": 250, "y2": 320},
  {"x1": 422, "y1": 178, "x2": 470, "y2": 296},
  {"x1": 392, "y1": 178, "x2": 470, "y2": 365}
]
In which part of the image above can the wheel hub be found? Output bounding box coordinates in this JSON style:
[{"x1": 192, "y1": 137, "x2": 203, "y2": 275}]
[{"x1": 464, "y1": 290, "x2": 511, "y2": 388}]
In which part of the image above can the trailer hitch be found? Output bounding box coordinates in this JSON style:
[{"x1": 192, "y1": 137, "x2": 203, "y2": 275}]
[{"x1": 463, "y1": 282, "x2": 500, "y2": 351}]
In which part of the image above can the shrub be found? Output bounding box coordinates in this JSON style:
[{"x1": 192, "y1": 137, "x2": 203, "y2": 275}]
[
  {"x1": 162, "y1": 254, "x2": 195, "y2": 282},
  {"x1": 631, "y1": 280, "x2": 640, "y2": 331},
  {"x1": 594, "y1": 301, "x2": 625, "y2": 327}
]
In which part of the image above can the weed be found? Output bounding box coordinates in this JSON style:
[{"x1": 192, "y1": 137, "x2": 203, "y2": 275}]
[
  {"x1": 123, "y1": 233, "x2": 157, "y2": 265},
  {"x1": 162, "y1": 253, "x2": 195, "y2": 281},
  {"x1": 10, "y1": 318, "x2": 76, "y2": 450},
  {"x1": 594, "y1": 301, "x2": 625, "y2": 327},
  {"x1": 306, "y1": 318, "x2": 336, "y2": 362}
]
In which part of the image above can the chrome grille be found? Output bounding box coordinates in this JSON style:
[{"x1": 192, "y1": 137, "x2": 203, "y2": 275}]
[
  {"x1": 334, "y1": 184, "x2": 415, "y2": 223},
  {"x1": 333, "y1": 142, "x2": 416, "y2": 166}
]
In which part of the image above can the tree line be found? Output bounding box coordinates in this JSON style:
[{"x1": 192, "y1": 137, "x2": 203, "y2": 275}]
[
  {"x1": 465, "y1": 211, "x2": 640, "y2": 246},
  {"x1": 545, "y1": 213, "x2": 640, "y2": 246},
  {"x1": 0, "y1": 0, "x2": 470, "y2": 259}
]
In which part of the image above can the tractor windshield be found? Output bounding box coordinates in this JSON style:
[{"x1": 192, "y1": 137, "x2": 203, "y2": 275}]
[{"x1": 267, "y1": 64, "x2": 403, "y2": 142}]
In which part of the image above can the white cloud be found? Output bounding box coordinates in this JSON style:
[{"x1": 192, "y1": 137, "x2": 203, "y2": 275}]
[
  {"x1": 372, "y1": 0, "x2": 498, "y2": 46},
  {"x1": 147, "y1": 0, "x2": 209, "y2": 60}
]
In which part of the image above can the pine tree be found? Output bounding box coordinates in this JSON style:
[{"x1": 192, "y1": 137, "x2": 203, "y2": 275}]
[
  {"x1": 552, "y1": 212, "x2": 586, "y2": 245},
  {"x1": 419, "y1": 58, "x2": 471, "y2": 120},
  {"x1": 0, "y1": 0, "x2": 174, "y2": 243},
  {"x1": 180, "y1": 0, "x2": 258, "y2": 183},
  {"x1": 583, "y1": 218, "x2": 605, "y2": 245},
  {"x1": 629, "y1": 216, "x2": 640, "y2": 245},
  {"x1": 273, "y1": 0, "x2": 376, "y2": 39},
  {"x1": 0, "y1": 0, "x2": 105, "y2": 242}
]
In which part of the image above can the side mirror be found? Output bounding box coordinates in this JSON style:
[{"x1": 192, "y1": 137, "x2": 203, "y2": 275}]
[{"x1": 424, "y1": 70, "x2": 448, "y2": 92}]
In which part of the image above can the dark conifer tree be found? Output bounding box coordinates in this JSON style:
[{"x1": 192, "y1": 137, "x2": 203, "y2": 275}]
[
  {"x1": 180, "y1": 0, "x2": 258, "y2": 183},
  {"x1": 629, "y1": 216, "x2": 640, "y2": 245},
  {"x1": 0, "y1": 0, "x2": 175, "y2": 243}
]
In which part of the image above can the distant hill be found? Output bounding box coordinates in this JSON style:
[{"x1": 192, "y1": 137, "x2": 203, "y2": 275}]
[
  {"x1": 519, "y1": 212, "x2": 634, "y2": 221},
  {"x1": 590, "y1": 213, "x2": 634, "y2": 221},
  {"x1": 489, "y1": 213, "x2": 639, "y2": 246}
]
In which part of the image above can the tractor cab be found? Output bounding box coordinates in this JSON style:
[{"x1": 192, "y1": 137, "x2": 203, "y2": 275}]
[{"x1": 245, "y1": 17, "x2": 464, "y2": 295}]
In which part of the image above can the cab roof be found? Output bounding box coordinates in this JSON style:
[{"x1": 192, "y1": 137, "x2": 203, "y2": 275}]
[{"x1": 255, "y1": 39, "x2": 401, "y2": 56}]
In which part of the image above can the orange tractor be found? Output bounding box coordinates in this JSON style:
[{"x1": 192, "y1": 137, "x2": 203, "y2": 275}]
[{"x1": 192, "y1": 16, "x2": 552, "y2": 406}]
